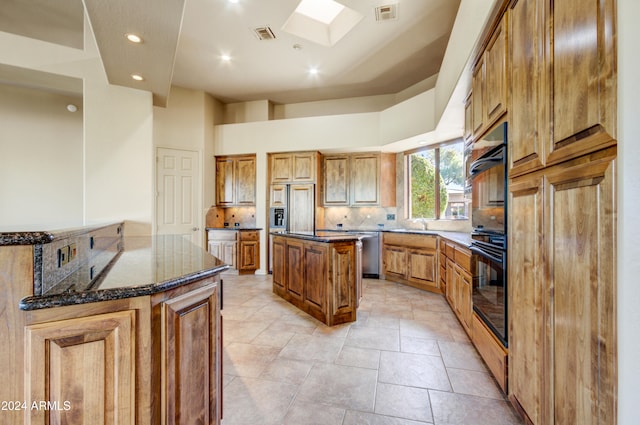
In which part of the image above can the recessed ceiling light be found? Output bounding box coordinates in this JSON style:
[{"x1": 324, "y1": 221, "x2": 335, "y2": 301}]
[
  {"x1": 125, "y1": 33, "x2": 143, "y2": 43},
  {"x1": 309, "y1": 67, "x2": 319, "y2": 75},
  {"x1": 229, "y1": 0, "x2": 239, "y2": 3},
  {"x1": 131, "y1": 74, "x2": 144, "y2": 81},
  {"x1": 221, "y1": 54, "x2": 231, "y2": 61}
]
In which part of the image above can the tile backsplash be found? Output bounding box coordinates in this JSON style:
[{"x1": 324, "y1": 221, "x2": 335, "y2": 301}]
[{"x1": 206, "y1": 206, "x2": 256, "y2": 228}]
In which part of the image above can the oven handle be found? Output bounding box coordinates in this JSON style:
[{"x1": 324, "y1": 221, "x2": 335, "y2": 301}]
[
  {"x1": 470, "y1": 245, "x2": 504, "y2": 264},
  {"x1": 469, "y1": 157, "x2": 503, "y2": 177}
]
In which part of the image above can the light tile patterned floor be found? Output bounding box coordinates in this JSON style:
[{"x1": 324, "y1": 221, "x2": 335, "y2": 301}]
[{"x1": 221, "y1": 274, "x2": 523, "y2": 425}]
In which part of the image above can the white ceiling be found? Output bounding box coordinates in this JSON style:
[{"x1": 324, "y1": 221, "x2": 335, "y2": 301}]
[{"x1": 0, "y1": 0, "x2": 461, "y2": 106}]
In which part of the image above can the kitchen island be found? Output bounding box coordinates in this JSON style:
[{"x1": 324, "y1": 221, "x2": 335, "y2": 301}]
[
  {"x1": 271, "y1": 231, "x2": 362, "y2": 326},
  {"x1": 0, "y1": 223, "x2": 228, "y2": 425}
]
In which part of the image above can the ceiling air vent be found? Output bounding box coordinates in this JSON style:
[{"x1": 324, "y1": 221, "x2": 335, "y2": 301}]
[
  {"x1": 252, "y1": 26, "x2": 276, "y2": 40},
  {"x1": 375, "y1": 4, "x2": 398, "y2": 22}
]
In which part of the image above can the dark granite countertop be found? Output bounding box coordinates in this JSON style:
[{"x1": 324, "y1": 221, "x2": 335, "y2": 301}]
[
  {"x1": 20, "y1": 235, "x2": 229, "y2": 310},
  {"x1": 271, "y1": 231, "x2": 363, "y2": 243},
  {"x1": 0, "y1": 222, "x2": 122, "y2": 246},
  {"x1": 205, "y1": 227, "x2": 263, "y2": 231}
]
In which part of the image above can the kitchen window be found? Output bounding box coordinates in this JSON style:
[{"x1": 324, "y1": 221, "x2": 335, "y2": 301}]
[{"x1": 406, "y1": 140, "x2": 468, "y2": 220}]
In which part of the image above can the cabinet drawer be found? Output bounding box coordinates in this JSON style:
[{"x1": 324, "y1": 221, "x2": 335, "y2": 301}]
[
  {"x1": 439, "y1": 238, "x2": 446, "y2": 252},
  {"x1": 239, "y1": 231, "x2": 259, "y2": 241},
  {"x1": 207, "y1": 230, "x2": 237, "y2": 241},
  {"x1": 383, "y1": 233, "x2": 437, "y2": 249},
  {"x1": 439, "y1": 252, "x2": 447, "y2": 267},
  {"x1": 454, "y1": 246, "x2": 472, "y2": 272},
  {"x1": 445, "y1": 243, "x2": 455, "y2": 258}
]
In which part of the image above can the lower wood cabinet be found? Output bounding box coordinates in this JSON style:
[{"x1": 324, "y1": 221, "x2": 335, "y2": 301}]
[
  {"x1": 272, "y1": 235, "x2": 358, "y2": 326},
  {"x1": 381, "y1": 233, "x2": 439, "y2": 293},
  {"x1": 23, "y1": 277, "x2": 223, "y2": 425},
  {"x1": 208, "y1": 229, "x2": 260, "y2": 274},
  {"x1": 442, "y1": 242, "x2": 473, "y2": 336},
  {"x1": 25, "y1": 310, "x2": 138, "y2": 425},
  {"x1": 159, "y1": 284, "x2": 221, "y2": 425}
]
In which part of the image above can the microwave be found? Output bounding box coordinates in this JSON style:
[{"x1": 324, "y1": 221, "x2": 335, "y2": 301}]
[{"x1": 470, "y1": 122, "x2": 507, "y2": 234}]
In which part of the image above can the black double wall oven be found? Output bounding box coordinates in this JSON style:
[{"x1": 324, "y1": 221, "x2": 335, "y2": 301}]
[{"x1": 468, "y1": 121, "x2": 508, "y2": 347}]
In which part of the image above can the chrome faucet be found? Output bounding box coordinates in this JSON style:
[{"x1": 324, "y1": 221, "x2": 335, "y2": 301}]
[{"x1": 413, "y1": 217, "x2": 428, "y2": 230}]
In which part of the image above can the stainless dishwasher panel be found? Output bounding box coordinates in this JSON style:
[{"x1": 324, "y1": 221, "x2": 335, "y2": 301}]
[{"x1": 350, "y1": 231, "x2": 380, "y2": 278}]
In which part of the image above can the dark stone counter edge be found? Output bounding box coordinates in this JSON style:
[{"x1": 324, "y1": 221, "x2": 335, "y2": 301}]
[
  {"x1": 206, "y1": 227, "x2": 263, "y2": 231},
  {"x1": 19, "y1": 263, "x2": 230, "y2": 311},
  {"x1": 0, "y1": 222, "x2": 121, "y2": 246}
]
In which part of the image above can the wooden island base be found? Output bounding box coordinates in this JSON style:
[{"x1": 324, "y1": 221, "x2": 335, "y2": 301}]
[{"x1": 271, "y1": 233, "x2": 361, "y2": 326}]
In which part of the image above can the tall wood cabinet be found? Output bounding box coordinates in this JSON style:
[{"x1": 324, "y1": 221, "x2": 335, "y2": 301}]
[{"x1": 504, "y1": 0, "x2": 618, "y2": 422}]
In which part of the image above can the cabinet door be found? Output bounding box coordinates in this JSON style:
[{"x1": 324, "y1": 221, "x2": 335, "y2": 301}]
[
  {"x1": 351, "y1": 154, "x2": 380, "y2": 206},
  {"x1": 382, "y1": 245, "x2": 407, "y2": 279},
  {"x1": 272, "y1": 237, "x2": 286, "y2": 290},
  {"x1": 162, "y1": 284, "x2": 220, "y2": 425},
  {"x1": 471, "y1": 58, "x2": 485, "y2": 137},
  {"x1": 292, "y1": 152, "x2": 316, "y2": 182},
  {"x1": 270, "y1": 184, "x2": 287, "y2": 207},
  {"x1": 271, "y1": 154, "x2": 292, "y2": 183},
  {"x1": 547, "y1": 151, "x2": 616, "y2": 425},
  {"x1": 484, "y1": 15, "x2": 507, "y2": 126},
  {"x1": 26, "y1": 310, "x2": 136, "y2": 425},
  {"x1": 459, "y1": 267, "x2": 473, "y2": 333},
  {"x1": 548, "y1": 0, "x2": 616, "y2": 165},
  {"x1": 303, "y1": 243, "x2": 327, "y2": 316},
  {"x1": 235, "y1": 156, "x2": 256, "y2": 205},
  {"x1": 445, "y1": 258, "x2": 456, "y2": 308},
  {"x1": 208, "y1": 240, "x2": 237, "y2": 269},
  {"x1": 238, "y1": 240, "x2": 259, "y2": 271},
  {"x1": 289, "y1": 184, "x2": 315, "y2": 233},
  {"x1": 216, "y1": 158, "x2": 235, "y2": 206},
  {"x1": 508, "y1": 173, "x2": 546, "y2": 425},
  {"x1": 508, "y1": 0, "x2": 547, "y2": 176},
  {"x1": 407, "y1": 248, "x2": 437, "y2": 290},
  {"x1": 286, "y1": 240, "x2": 304, "y2": 300},
  {"x1": 464, "y1": 93, "x2": 473, "y2": 142},
  {"x1": 323, "y1": 155, "x2": 349, "y2": 205}
]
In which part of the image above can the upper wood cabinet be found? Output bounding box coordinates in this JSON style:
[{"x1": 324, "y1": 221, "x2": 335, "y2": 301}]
[
  {"x1": 269, "y1": 184, "x2": 287, "y2": 208},
  {"x1": 548, "y1": 0, "x2": 616, "y2": 166},
  {"x1": 323, "y1": 152, "x2": 396, "y2": 207},
  {"x1": 323, "y1": 155, "x2": 350, "y2": 205},
  {"x1": 508, "y1": 0, "x2": 547, "y2": 176},
  {"x1": 472, "y1": 15, "x2": 508, "y2": 140},
  {"x1": 463, "y1": 93, "x2": 473, "y2": 142},
  {"x1": 270, "y1": 151, "x2": 319, "y2": 183},
  {"x1": 215, "y1": 155, "x2": 256, "y2": 207},
  {"x1": 508, "y1": 0, "x2": 617, "y2": 176}
]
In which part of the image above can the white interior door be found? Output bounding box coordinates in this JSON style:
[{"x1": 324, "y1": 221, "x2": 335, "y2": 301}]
[{"x1": 156, "y1": 148, "x2": 201, "y2": 245}]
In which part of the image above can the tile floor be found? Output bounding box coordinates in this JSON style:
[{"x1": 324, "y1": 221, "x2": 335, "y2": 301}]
[{"x1": 221, "y1": 274, "x2": 523, "y2": 425}]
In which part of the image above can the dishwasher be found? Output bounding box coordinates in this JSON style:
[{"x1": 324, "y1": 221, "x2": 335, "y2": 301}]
[{"x1": 348, "y1": 231, "x2": 380, "y2": 278}]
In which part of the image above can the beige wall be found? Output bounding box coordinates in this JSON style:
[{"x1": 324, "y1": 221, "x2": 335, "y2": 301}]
[
  {"x1": 618, "y1": 0, "x2": 639, "y2": 422},
  {"x1": 0, "y1": 16, "x2": 154, "y2": 234},
  {"x1": 0, "y1": 84, "x2": 83, "y2": 227}
]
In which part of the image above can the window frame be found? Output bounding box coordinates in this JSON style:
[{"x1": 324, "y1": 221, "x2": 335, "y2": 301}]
[{"x1": 404, "y1": 139, "x2": 467, "y2": 221}]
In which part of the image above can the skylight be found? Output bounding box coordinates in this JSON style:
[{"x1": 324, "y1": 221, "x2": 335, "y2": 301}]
[
  {"x1": 282, "y1": 0, "x2": 363, "y2": 47},
  {"x1": 295, "y1": 0, "x2": 344, "y2": 25}
]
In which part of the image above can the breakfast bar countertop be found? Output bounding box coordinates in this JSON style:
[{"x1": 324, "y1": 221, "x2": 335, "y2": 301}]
[{"x1": 19, "y1": 235, "x2": 229, "y2": 311}]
